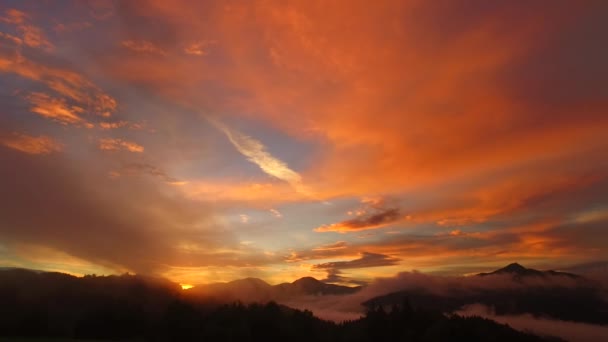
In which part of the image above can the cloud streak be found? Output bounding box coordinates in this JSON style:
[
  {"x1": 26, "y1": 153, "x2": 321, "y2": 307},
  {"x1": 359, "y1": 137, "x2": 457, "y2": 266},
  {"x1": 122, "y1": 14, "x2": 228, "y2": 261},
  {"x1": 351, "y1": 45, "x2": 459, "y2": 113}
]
[
  {"x1": 0, "y1": 132, "x2": 62, "y2": 155},
  {"x1": 312, "y1": 252, "x2": 400, "y2": 285},
  {"x1": 98, "y1": 138, "x2": 144, "y2": 152},
  {"x1": 210, "y1": 118, "x2": 307, "y2": 194},
  {"x1": 315, "y1": 199, "x2": 404, "y2": 233},
  {"x1": 121, "y1": 40, "x2": 166, "y2": 55}
]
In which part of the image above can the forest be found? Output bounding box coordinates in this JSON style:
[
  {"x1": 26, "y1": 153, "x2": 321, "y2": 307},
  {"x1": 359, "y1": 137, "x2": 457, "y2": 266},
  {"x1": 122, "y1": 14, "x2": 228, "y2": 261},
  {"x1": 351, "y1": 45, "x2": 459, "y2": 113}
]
[{"x1": 0, "y1": 269, "x2": 563, "y2": 341}]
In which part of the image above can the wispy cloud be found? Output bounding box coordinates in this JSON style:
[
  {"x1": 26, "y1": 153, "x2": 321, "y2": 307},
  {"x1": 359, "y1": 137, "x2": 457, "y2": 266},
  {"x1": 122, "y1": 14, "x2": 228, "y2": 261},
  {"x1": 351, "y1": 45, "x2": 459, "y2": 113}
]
[
  {"x1": 121, "y1": 40, "x2": 166, "y2": 55},
  {"x1": 210, "y1": 118, "x2": 308, "y2": 194},
  {"x1": 27, "y1": 92, "x2": 90, "y2": 127},
  {"x1": 0, "y1": 53, "x2": 117, "y2": 118},
  {"x1": 114, "y1": 162, "x2": 183, "y2": 184},
  {"x1": 183, "y1": 40, "x2": 214, "y2": 56},
  {"x1": 98, "y1": 138, "x2": 144, "y2": 152},
  {"x1": 270, "y1": 208, "x2": 283, "y2": 218},
  {"x1": 1, "y1": 132, "x2": 62, "y2": 155},
  {"x1": 312, "y1": 252, "x2": 400, "y2": 285},
  {"x1": 312, "y1": 252, "x2": 400, "y2": 272},
  {"x1": 1, "y1": 8, "x2": 53, "y2": 50},
  {"x1": 314, "y1": 208, "x2": 403, "y2": 233},
  {"x1": 99, "y1": 121, "x2": 128, "y2": 129},
  {"x1": 313, "y1": 241, "x2": 348, "y2": 251}
]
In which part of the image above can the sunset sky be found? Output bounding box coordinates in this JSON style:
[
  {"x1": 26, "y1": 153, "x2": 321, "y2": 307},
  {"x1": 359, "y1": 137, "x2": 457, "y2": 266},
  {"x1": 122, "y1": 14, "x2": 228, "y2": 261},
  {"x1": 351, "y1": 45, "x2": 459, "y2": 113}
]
[{"x1": 1, "y1": 0, "x2": 607, "y2": 286}]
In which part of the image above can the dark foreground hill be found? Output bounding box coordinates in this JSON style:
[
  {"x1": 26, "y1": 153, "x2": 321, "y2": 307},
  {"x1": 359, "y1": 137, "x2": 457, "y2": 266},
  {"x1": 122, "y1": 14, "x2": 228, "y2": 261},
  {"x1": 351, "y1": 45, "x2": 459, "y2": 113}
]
[{"x1": 0, "y1": 268, "x2": 562, "y2": 341}]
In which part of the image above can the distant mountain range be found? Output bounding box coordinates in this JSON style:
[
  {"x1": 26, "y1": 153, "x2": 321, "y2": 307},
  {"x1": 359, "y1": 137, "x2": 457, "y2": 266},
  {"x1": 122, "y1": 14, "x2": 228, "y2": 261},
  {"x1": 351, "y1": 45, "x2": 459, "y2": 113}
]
[
  {"x1": 477, "y1": 262, "x2": 581, "y2": 279},
  {"x1": 1, "y1": 263, "x2": 606, "y2": 327},
  {"x1": 0, "y1": 267, "x2": 562, "y2": 341},
  {"x1": 189, "y1": 275, "x2": 361, "y2": 303},
  {"x1": 364, "y1": 263, "x2": 608, "y2": 325}
]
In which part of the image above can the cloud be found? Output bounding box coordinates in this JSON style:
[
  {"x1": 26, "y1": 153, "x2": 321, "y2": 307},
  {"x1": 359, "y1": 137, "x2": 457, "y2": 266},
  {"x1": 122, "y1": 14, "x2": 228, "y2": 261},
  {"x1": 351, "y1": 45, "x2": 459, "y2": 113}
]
[
  {"x1": 0, "y1": 8, "x2": 53, "y2": 50},
  {"x1": 0, "y1": 144, "x2": 240, "y2": 274},
  {"x1": 0, "y1": 53, "x2": 117, "y2": 119},
  {"x1": 98, "y1": 138, "x2": 144, "y2": 152},
  {"x1": 269, "y1": 208, "x2": 282, "y2": 218},
  {"x1": 313, "y1": 241, "x2": 347, "y2": 251},
  {"x1": 1, "y1": 9, "x2": 27, "y2": 25},
  {"x1": 2, "y1": 0, "x2": 608, "y2": 285},
  {"x1": 183, "y1": 40, "x2": 214, "y2": 56},
  {"x1": 121, "y1": 40, "x2": 166, "y2": 55},
  {"x1": 315, "y1": 208, "x2": 402, "y2": 233},
  {"x1": 179, "y1": 180, "x2": 304, "y2": 204},
  {"x1": 313, "y1": 252, "x2": 400, "y2": 272},
  {"x1": 0, "y1": 132, "x2": 62, "y2": 155},
  {"x1": 99, "y1": 121, "x2": 129, "y2": 129},
  {"x1": 282, "y1": 266, "x2": 607, "y2": 324},
  {"x1": 0, "y1": 31, "x2": 22, "y2": 44},
  {"x1": 114, "y1": 162, "x2": 182, "y2": 184},
  {"x1": 312, "y1": 252, "x2": 400, "y2": 284},
  {"x1": 210, "y1": 119, "x2": 307, "y2": 194},
  {"x1": 26, "y1": 92, "x2": 89, "y2": 126},
  {"x1": 0, "y1": 121, "x2": 283, "y2": 279}
]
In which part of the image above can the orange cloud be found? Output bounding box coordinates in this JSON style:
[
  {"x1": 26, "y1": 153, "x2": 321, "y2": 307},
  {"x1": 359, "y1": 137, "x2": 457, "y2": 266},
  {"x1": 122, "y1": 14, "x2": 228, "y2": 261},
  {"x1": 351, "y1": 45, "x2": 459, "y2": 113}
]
[
  {"x1": 315, "y1": 198, "x2": 405, "y2": 233},
  {"x1": 315, "y1": 208, "x2": 402, "y2": 233},
  {"x1": 99, "y1": 121, "x2": 129, "y2": 129},
  {"x1": 1, "y1": 9, "x2": 27, "y2": 24},
  {"x1": 1, "y1": 8, "x2": 53, "y2": 49},
  {"x1": 98, "y1": 138, "x2": 144, "y2": 152},
  {"x1": 183, "y1": 40, "x2": 214, "y2": 56},
  {"x1": 0, "y1": 31, "x2": 22, "y2": 44},
  {"x1": 27, "y1": 92, "x2": 88, "y2": 126},
  {"x1": 98, "y1": 1, "x2": 607, "y2": 201},
  {"x1": 313, "y1": 241, "x2": 347, "y2": 252},
  {"x1": 1, "y1": 132, "x2": 62, "y2": 155},
  {"x1": 180, "y1": 179, "x2": 305, "y2": 205},
  {"x1": 0, "y1": 53, "x2": 116, "y2": 118},
  {"x1": 2, "y1": 1, "x2": 607, "y2": 283},
  {"x1": 121, "y1": 40, "x2": 166, "y2": 55}
]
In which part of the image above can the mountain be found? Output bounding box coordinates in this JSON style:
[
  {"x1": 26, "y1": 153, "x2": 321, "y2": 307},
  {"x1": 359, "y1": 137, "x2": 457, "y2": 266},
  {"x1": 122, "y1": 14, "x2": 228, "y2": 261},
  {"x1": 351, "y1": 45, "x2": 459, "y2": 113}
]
[
  {"x1": 277, "y1": 276, "x2": 361, "y2": 296},
  {"x1": 190, "y1": 276, "x2": 360, "y2": 303},
  {"x1": 477, "y1": 263, "x2": 581, "y2": 279},
  {"x1": 364, "y1": 263, "x2": 608, "y2": 325},
  {"x1": 0, "y1": 268, "x2": 562, "y2": 341},
  {"x1": 191, "y1": 277, "x2": 275, "y2": 303}
]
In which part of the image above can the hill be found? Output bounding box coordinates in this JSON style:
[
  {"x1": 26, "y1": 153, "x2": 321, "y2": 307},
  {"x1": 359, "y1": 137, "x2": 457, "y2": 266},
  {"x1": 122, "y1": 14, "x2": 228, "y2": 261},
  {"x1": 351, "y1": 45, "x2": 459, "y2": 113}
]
[
  {"x1": 189, "y1": 275, "x2": 360, "y2": 303},
  {"x1": 0, "y1": 267, "x2": 562, "y2": 341},
  {"x1": 477, "y1": 263, "x2": 581, "y2": 279},
  {"x1": 364, "y1": 263, "x2": 608, "y2": 324}
]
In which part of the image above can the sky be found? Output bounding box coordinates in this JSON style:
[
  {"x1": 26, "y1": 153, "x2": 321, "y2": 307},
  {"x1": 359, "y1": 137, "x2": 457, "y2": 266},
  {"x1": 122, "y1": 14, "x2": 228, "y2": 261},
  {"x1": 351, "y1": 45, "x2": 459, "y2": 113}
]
[{"x1": 0, "y1": 0, "x2": 607, "y2": 286}]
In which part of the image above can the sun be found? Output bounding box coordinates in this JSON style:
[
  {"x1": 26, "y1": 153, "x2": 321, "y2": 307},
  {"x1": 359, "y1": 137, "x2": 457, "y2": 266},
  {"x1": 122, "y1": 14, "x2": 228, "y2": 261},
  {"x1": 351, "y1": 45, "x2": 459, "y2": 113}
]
[{"x1": 180, "y1": 283, "x2": 194, "y2": 290}]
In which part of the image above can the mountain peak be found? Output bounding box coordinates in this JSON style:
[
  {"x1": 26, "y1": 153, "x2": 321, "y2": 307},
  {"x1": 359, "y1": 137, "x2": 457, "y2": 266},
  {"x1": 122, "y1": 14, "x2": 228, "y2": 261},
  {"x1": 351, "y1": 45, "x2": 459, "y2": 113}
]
[
  {"x1": 293, "y1": 276, "x2": 321, "y2": 285},
  {"x1": 501, "y1": 263, "x2": 527, "y2": 272},
  {"x1": 477, "y1": 262, "x2": 543, "y2": 277},
  {"x1": 228, "y1": 277, "x2": 271, "y2": 287}
]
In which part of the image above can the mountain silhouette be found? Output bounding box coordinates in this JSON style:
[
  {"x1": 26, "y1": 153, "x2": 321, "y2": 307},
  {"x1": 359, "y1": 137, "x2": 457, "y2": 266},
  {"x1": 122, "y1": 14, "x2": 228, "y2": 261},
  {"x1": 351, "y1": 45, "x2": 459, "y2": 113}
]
[
  {"x1": 191, "y1": 275, "x2": 360, "y2": 303},
  {"x1": 364, "y1": 263, "x2": 607, "y2": 325},
  {"x1": 279, "y1": 276, "x2": 361, "y2": 296},
  {"x1": 0, "y1": 267, "x2": 562, "y2": 341},
  {"x1": 477, "y1": 263, "x2": 581, "y2": 279}
]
